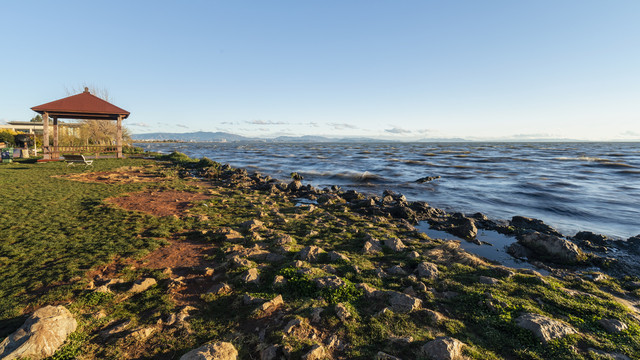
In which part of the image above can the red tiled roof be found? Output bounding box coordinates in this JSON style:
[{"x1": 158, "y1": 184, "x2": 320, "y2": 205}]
[{"x1": 31, "y1": 88, "x2": 130, "y2": 120}]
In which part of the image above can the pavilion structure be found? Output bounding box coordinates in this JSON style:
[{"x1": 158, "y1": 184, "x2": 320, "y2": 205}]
[{"x1": 31, "y1": 88, "x2": 130, "y2": 159}]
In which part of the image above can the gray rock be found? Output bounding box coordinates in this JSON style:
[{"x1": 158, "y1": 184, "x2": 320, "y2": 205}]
[
  {"x1": 259, "y1": 295, "x2": 284, "y2": 311},
  {"x1": 416, "y1": 262, "x2": 439, "y2": 280},
  {"x1": 241, "y1": 219, "x2": 264, "y2": 231},
  {"x1": 311, "y1": 307, "x2": 324, "y2": 323},
  {"x1": 207, "y1": 283, "x2": 232, "y2": 295},
  {"x1": 511, "y1": 216, "x2": 562, "y2": 236},
  {"x1": 389, "y1": 292, "x2": 422, "y2": 313},
  {"x1": 518, "y1": 231, "x2": 584, "y2": 263},
  {"x1": 421, "y1": 337, "x2": 464, "y2": 360},
  {"x1": 273, "y1": 275, "x2": 287, "y2": 287},
  {"x1": 407, "y1": 251, "x2": 421, "y2": 259},
  {"x1": 244, "y1": 294, "x2": 265, "y2": 305},
  {"x1": 180, "y1": 342, "x2": 238, "y2": 360},
  {"x1": 478, "y1": 276, "x2": 500, "y2": 285},
  {"x1": 384, "y1": 238, "x2": 407, "y2": 252},
  {"x1": 335, "y1": 303, "x2": 351, "y2": 322},
  {"x1": 328, "y1": 251, "x2": 350, "y2": 262},
  {"x1": 314, "y1": 276, "x2": 346, "y2": 289},
  {"x1": 298, "y1": 246, "x2": 325, "y2": 262},
  {"x1": 516, "y1": 313, "x2": 576, "y2": 343},
  {"x1": 0, "y1": 305, "x2": 77, "y2": 360},
  {"x1": 388, "y1": 265, "x2": 408, "y2": 276},
  {"x1": 449, "y1": 215, "x2": 477, "y2": 239},
  {"x1": 260, "y1": 344, "x2": 280, "y2": 360},
  {"x1": 598, "y1": 318, "x2": 628, "y2": 333},
  {"x1": 129, "y1": 277, "x2": 157, "y2": 293},
  {"x1": 363, "y1": 240, "x2": 383, "y2": 254}
]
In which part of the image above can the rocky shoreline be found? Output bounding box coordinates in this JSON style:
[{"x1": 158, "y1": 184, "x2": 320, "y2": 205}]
[{"x1": 1, "y1": 154, "x2": 639, "y2": 360}]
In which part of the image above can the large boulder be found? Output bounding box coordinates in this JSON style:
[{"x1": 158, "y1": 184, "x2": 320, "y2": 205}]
[
  {"x1": 389, "y1": 292, "x2": 422, "y2": 313},
  {"x1": 516, "y1": 313, "x2": 576, "y2": 343},
  {"x1": 180, "y1": 341, "x2": 238, "y2": 360},
  {"x1": 0, "y1": 305, "x2": 77, "y2": 360},
  {"x1": 421, "y1": 337, "x2": 465, "y2": 360},
  {"x1": 416, "y1": 262, "x2": 439, "y2": 280},
  {"x1": 517, "y1": 231, "x2": 585, "y2": 263}
]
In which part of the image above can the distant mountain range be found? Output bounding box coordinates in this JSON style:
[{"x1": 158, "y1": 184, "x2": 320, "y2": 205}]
[{"x1": 131, "y1": 131, "x2": 470, "y2": 143}]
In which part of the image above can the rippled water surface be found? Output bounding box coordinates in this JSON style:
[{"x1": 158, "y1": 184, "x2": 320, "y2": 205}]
[{"x1": 135, "y1": 142, "x2": 640, "y2": 239}]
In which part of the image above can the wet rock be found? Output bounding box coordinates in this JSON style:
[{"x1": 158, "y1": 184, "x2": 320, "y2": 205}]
[
  {"x1": 287, "y1": 180, "x2": 303, "y2": 192},
  {"x1": 342, "y1": 190, "x2": 365, "y2": 202},
  {"x1": 421, "y1": 337, "x2": 465, "y2": 360},
  {"x1": 298, "y1": 246, "x2": 325, "y2": 262},
  {"x1": 129, "y1": 277, "x2": 157, "y2": 293},
  {"x1": 389, "y1": 292, "x2": 422, "y2": 313},
  {"x1": 511, "y1": 216, "x2": 562, "y2": 236},
  {"x1": 516, "y1": 313, "x2": 576, "y2": 343},
  {"x1": 384, "y1": 238, "x2": 407, "y2": 252},
  {"x1": 0, "y1": 305, "x2": 77, "y2": 360},
  {"x1": 517, "y1": 231, "x2": 585, "y2": 263},
  {"x1": 259, "y1": 295, "x2": 284, "y2": 311},
  {"x1": 416, "y1": 262, "x2": 439, "y2": 280},
  {"x1": 302, "y1": 344, "x2": 327, "y2": 360},
  {"x1": 241, "y1": 268, "x2": 260, "y2": 284},
  {"x1": 180, "y1": 341, "x2": 238, "y2": 360},
  {"x1": 574, "y1": 231, "x2": 610, "y2": 246},
  {"x1": 328, "y1": 251, "x2": 350, "y2": 262},
  {"x1": 375, "y1": 351, "x2": 403, "y2": 360},
  {"x1": 416, "y1": 175, "x2": 440, "y2": 183},
  {"x1": 449, "y1": 214, "x2": 478, "y2": 239},
  {"x1": 506, "y1": 242, "x2": 531, "y2": 259},
  {"x1": 598, "y1": 318, "x2": 628, "y2": 333},
  {"x1": 389, "y1": 204, "x2": 417, "y2": 223}
]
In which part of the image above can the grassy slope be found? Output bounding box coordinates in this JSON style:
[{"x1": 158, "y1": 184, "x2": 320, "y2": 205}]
[{"x1": 0, "y1": 156, "x2": 638, "y2": 360}]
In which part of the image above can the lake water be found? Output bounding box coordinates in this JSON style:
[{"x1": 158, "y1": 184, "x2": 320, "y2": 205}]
[{"x1": 135, "y1": 141, "x2": 640, "y2": 239}]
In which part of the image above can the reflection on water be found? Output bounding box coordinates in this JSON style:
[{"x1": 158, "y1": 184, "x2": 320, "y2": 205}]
[{"x1": 136, "y1": 141, "x2": 640, "y2": 239}]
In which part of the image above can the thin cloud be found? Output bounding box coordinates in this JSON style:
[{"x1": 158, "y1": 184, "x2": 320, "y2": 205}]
[
  {"x1": 620, "y1": 130, "x2": 640, "y2": 137},
  {"x1": 129, "y1": 122, "x2": 151, "y2": 128},
  {"x1": 176, "y1": 124, "x2": 190, "y2": 129},
  {"x1": 247, "y1": 119, "x2": 287, "y2": 125},
  {"x1": 385, "y1": 127, "x2": 412, "y2": 134},
  {"x1": 328, "y1": 122, "x2": 358, "y2": 130}
]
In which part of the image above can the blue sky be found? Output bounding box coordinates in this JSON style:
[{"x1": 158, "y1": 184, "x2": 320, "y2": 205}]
[{"x1": 1, "y1": 1, "x2": 639, "y2": 140}]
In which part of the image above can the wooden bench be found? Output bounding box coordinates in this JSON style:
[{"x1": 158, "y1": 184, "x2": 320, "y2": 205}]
[{"x1": 63, "y1": 154, "x2": 93, "y2": 166}]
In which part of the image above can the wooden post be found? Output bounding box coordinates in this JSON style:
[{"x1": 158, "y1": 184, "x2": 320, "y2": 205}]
[
  {"x1": 42, "y1": 112, "x2": 50, "y2": 159},
  {"x1": 116, "y1": 115, "x2": 123, "y2": 159},
  {"x1": 52, "y1": 117, "x2": 59, "y2": 160}
]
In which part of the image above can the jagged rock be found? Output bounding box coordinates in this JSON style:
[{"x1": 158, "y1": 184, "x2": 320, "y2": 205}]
[
  {"x1": 129, "y1": 277, "x2": 157, "y2": 293},
  {"x1": 511, "y1": 216, "x2": 561, "y2": 236},
  {"x1": 230, "y1": 255, "x2": 254, "y2": 268},
  {"x1": 180, "y1": 342, "x2": 238, "y2": 360},
  {"x1": 421, "y1": 337, "x2": 465, "y2": 360},
  {"x1": 242, "y1": 268, "x2": 260, "y2": 284},
  {"x1": 389, "y1": 292, "x2": 422, "y2": 313},
  {"x1": 260, "y1": 295, "x2": 284, "y2": 311},
  {"x1": 217, "y1": 228, "x2": 244, "y2": 242},
  {"x1": 314, "y1": 276, "x2": 346, "y2": 289},
  {"x1": 335, "y1": 303, "x2": 351, "y2": 321},
  {"x1": 298, "y1": 246, "x2": 325, "y2": 262},
  {"x1": 357, "y1": 283, "x2": 385, "y2": 299},
  {"x1": 165, "y1": 306, "x2": 196, "y2": 326},
  {"x1": 0, "y1": 305, "x2": 77, "y2": 360},
  {"x1": 449, "y1": 215, "x2": 478, "y2": 239},
  {"x1": 287, "y1": 180, "x2": 302, "y2": 192},
  {"x1": 574, "y1": 231, "x2": 609, "y2": 246},
  {"x1": 516, "y1": 313, "x2": 576, "y2": 343},
  {"x1": 241, "y1": 219, "x2": 264, "y2": 231},
  {"x1": 384, "y1": 238, "x2": 407, "y2": 252},
  {"x1": 387, "y1": 265, "x2": 408, "y2": 276},
  {"x1": 283, "y1": 318, "x2": 308, "y2": 336},
  {"x1": 274, "y1": 233, "x2": 295, "y2": 246},
  {"x1": 416, "y1": 175, "x2": 441, "y2": 183},
  {"x1": 328, "y1": 251, "x2": 350, "y2": 262},
  {"x1": 374, "y1": 268, "x2": 388, "y2": 278},
  {"x1": 517, "y1": 231, "x2": 584, "y2": 263},
  {"x1": 375, "y1": 351, "x2": 403, "y2": 360},
  {"x1": 416, "y1": 262, "x2": 439, "y2": 280},
  {"x1": 208, "y1": 283, "x2": 232, "y2": 295},
  {"x1": 598, "y1": 318, "x2": 628, "y2": 333},
  {"x1": 478, "y1": 276, "x2": 500, "y2": 285},
  {"x1": 302, "y1": 344, "x2": 326, "y2": 360},
  {"x1": 325, "y1": 334, "x2": 345, "y2": 350},
  {"x1": 407, "y1": 251, "x2": 421, "y2": 259},
  {"x1": 506, "y1": 242, "x2": 531, "y2": 259}
]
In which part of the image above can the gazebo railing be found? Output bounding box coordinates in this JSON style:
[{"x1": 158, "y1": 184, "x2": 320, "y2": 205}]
[{"x1": 48, "y1": 145, "x2": 118, "y2": 159}]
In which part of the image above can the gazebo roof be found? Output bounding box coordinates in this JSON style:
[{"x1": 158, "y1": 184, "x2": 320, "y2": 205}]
[{"x1": 31, "y1": 88, "x2": 130, "y2": 120}]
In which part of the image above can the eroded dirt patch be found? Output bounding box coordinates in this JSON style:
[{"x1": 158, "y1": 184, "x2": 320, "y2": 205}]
[
  {"x1": 57, "y1": 166, "x2": 162, "y2": 184},
  {"x1": 106, "y1": 190, "x2": 210, "y2": 217}
]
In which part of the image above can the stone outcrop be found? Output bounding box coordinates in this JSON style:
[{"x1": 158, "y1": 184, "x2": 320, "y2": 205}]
[
  {"x1": 515, "y1": 313, "x2": 576, "y2": 343},
  {"x1": 180, "y1": 342, "x2": 238, "y2": 360},
  {"x1": 0, "y1": 305, "x2": 77, "y2": 360},
  {"x1": 416, "y1": 262, "x2": 439, "y2": 280},
  {"x1": 389, "y1": 292, "x2": 422, "y2": 313},
  {"x1": 511, "y1": 216, "x2": 561, "y2": 236},
  {"x1": 598, "y1": 318, "x2": 628, "y2": 333},
  {"x1": 517, "y1": 231, "x2": 585, "y2": 263},
  {"x1": 384, "y1": 238, "x2": 407, "y2": 252},
  {"x1": 298, "y1": 246, "x2": 325, "y2": 262},
  {"x1": 421, "y1": 337, "x2": 465, "y2": 360}
]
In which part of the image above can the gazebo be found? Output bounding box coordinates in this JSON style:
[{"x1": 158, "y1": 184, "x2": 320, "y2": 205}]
[{"x1": 31, "y1": 88, "x2": 130, "y2": 159}]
